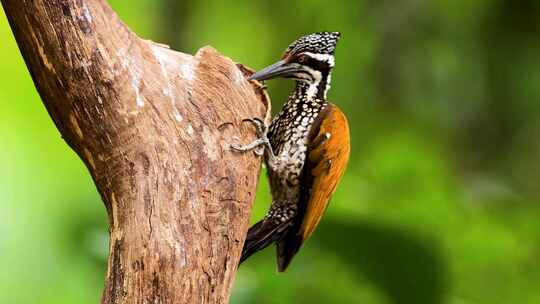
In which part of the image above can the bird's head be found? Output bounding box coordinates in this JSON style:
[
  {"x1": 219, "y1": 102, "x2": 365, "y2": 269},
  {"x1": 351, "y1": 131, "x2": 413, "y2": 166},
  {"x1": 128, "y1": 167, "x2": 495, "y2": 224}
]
[{"x1": 250, "y1": 32, "x2": 341, "y2": 99}]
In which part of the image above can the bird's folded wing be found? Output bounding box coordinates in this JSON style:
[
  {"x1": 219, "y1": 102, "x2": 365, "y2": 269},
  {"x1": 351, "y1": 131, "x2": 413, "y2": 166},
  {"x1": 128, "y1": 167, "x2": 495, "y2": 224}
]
[{"x1": 299, "y1": 103, "x2": 351, "y2": 242}]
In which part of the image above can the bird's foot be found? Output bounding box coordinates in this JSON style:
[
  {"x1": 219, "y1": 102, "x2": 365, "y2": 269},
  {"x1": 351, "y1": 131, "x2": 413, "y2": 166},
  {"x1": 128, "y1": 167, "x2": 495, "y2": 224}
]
[
  {"x1": 242, "y1": 117, "x2": 267, "y2": 138},
  {"x1": 230, "y1": 118, "x2": 271, "y2": 156}
]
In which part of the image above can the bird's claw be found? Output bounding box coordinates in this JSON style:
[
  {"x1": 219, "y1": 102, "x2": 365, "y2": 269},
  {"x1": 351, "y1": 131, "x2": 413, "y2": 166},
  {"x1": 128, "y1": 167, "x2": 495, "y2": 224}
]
[
  {"x1": 254, "y1": 146, "x2": 265, "y2": 156},
  {"x1": 230, "y1": 117, "x2": 270, "y2": 156},
  {"x1": 242, "y1": 117, "x2": 267, "y2": 137},
  {"x1": 230, "y1": 137, "x2": 268, "y2": 155},
  {"x1": 229, "y1": 143, "x2": 244, "y2": 152}
]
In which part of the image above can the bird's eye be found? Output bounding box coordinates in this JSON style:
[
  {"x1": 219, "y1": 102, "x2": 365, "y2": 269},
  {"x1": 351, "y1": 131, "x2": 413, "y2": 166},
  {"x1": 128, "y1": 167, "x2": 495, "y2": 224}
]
[{"x1": 297, "y1": 55, "x2": 306, "y2": 63}]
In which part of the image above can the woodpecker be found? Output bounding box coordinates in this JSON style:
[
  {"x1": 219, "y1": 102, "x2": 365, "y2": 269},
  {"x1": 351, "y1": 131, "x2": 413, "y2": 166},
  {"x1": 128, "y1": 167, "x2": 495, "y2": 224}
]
[{"x1": 232, "y1": 32, "x2": 350, "y2": 272}]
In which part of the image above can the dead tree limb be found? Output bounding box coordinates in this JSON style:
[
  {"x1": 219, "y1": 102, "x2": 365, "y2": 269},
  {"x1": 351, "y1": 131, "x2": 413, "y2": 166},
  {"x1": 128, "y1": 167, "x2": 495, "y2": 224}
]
[{"x1": 0, "y1": 1, "x2": 270, "y2": 303}]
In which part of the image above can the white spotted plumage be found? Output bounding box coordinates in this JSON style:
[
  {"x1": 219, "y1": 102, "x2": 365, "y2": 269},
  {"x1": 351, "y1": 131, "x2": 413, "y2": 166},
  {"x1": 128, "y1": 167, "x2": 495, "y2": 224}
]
[
  {"x1": 265, "y1": 82, "x2": 327, "y2": 220},
  {"x1": 239, "y1": 32, "x2": 343, "y2": 270}
]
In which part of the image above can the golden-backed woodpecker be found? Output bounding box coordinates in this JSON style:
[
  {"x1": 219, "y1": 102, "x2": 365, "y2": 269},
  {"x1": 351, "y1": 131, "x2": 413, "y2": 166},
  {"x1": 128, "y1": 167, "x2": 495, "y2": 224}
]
[{"x1": 232, "y1": 32, "x2": 350, "y2": 272}]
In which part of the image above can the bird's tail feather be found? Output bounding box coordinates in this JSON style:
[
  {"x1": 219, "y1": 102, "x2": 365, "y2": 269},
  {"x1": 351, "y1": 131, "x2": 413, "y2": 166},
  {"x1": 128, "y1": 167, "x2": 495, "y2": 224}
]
[
  {"x1": 276, "y1": 231, "x2": 302, "y2": 272},
  {"x1": 239, "y1": 219, "x2": 291, "y2": 265}
]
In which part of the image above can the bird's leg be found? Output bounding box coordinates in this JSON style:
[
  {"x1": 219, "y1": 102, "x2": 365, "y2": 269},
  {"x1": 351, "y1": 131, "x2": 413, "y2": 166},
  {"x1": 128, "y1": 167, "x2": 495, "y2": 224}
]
[
  {"x1": 230, "y1": 118, "x2": 276, "y2": 161},
  {"x1": 231, "y1": 138, "x2": 267, "y2": 155}
]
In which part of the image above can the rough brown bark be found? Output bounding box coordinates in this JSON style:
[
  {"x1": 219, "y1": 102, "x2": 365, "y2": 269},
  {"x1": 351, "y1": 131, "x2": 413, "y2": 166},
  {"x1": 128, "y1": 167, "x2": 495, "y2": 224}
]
[{"x1": 1, "y1": 1, "x2": 270, "y2": 303}]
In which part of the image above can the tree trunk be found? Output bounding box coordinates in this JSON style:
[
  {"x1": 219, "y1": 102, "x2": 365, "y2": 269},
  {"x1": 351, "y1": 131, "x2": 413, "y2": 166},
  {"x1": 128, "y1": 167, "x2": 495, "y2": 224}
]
[{"x1": 0, "y1": 1, "x2": 270, "y2": 303}]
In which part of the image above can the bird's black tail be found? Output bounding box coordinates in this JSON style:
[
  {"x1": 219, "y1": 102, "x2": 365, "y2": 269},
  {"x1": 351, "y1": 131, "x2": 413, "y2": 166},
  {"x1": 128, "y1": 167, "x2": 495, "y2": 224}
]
[
  {"x1": 276, "y1": 230, "x2": 303, "y2": 272},
  {"x1": 239, "y1": 219, "x2": 291, "y2": 265}
]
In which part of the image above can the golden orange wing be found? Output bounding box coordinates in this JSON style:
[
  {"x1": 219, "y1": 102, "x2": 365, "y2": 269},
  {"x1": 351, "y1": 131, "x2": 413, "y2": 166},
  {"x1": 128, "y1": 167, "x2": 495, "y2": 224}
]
[{"x1": 299, "y1": 103, "x2": 351, "y2": 242}]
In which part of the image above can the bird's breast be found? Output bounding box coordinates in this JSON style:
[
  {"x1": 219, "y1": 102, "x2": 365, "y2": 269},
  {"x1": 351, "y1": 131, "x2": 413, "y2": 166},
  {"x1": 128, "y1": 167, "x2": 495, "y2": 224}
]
[
  {"x1": 265, "y1": 98, "x2": 327, "y2": 203},
  {"x1": 267, "y1": 124, "x2": 313, "y2": 202}
]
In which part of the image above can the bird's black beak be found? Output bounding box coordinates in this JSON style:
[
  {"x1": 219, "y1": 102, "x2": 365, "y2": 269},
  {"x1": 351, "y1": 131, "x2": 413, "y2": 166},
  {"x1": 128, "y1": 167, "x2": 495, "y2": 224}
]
[{"x1": 249, "y1": 60, "x2": 297, "y2": 81}]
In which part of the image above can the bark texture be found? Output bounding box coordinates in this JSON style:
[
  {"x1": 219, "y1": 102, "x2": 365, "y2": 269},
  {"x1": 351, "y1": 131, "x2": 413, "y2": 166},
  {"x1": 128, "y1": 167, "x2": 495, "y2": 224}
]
[{"x1": 1, "y1": 1, "x2": 270, "y2": 303}]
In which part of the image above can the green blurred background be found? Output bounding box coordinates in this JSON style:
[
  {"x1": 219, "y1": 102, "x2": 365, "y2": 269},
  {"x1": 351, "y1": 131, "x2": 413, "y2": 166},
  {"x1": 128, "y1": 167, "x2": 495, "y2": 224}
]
[{"x1": 1, "y1": 1, "x2": 539, "y2": 303}]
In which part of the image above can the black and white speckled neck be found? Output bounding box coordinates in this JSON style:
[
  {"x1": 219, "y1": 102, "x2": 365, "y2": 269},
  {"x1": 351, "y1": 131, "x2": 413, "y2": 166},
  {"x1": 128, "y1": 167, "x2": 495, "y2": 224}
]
[{"x1": 268, "y1": 81, "x2": 328, "y2": 154}]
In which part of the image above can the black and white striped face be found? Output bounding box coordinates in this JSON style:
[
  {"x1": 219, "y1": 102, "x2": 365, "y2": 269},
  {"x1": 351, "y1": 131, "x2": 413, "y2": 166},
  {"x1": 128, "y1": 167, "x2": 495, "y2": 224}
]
[
  {"x1": 281, "y1": 51, "x2": 335, "y2": 84},
  {"x1": 250, "y1": 32, "x2": 341, "y2": 99}
]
